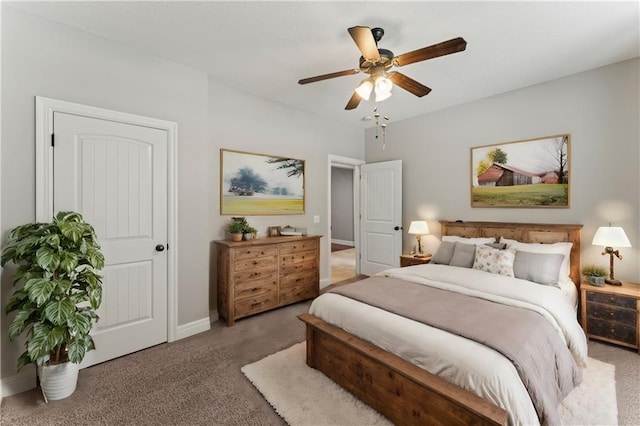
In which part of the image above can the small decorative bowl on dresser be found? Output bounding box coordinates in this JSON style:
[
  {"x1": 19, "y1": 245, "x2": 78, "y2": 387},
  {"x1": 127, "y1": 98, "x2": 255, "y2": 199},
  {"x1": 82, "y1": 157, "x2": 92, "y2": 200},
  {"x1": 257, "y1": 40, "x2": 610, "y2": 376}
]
[{"x1": 580, "y1": 281, "x2": 640, "y2": 353}]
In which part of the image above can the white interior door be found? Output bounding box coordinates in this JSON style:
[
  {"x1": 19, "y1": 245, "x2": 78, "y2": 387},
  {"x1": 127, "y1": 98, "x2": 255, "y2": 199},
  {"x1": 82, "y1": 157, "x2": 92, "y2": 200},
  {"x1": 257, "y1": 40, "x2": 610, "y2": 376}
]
[
  {"x1": 53, "y1": 111, "x2": 168, "y2": 368},
  {"x1": 359, "y1": 160, "x2": 403, "y2": 275}
]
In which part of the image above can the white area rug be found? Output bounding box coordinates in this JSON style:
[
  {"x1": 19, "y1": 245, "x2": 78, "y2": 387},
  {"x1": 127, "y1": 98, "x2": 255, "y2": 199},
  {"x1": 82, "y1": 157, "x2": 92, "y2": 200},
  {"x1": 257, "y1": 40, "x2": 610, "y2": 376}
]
[{"x1": 242, "y1": 342, "x2": 617, "y2": 426}]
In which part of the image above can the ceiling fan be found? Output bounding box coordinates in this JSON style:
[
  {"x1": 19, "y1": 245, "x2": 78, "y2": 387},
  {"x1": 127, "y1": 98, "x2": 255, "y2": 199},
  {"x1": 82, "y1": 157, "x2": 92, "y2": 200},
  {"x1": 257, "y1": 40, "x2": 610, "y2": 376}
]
[{"x1": 298, "y1": 26, "x2": 467, "y2": 110}]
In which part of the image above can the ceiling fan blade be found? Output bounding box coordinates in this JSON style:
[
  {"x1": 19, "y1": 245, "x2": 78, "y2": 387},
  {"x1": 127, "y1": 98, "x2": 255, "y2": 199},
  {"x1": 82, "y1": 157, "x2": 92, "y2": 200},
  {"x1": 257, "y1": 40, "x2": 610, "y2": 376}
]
[
  {"x1": 388, "y1": 72, "x2": 432, "y2": 97},
  {"x1": 348, "y1": 26, "x2": 381, "y2": 61},
  {"x1": 345, "y1": 92, "x2": 362, "y2": 110},
  {"x1": 394, "y1": 37, "x2": 467, "y2": 67},
  {"x1": 298, "y1": 69, "x2": 360, "y2": 85}
]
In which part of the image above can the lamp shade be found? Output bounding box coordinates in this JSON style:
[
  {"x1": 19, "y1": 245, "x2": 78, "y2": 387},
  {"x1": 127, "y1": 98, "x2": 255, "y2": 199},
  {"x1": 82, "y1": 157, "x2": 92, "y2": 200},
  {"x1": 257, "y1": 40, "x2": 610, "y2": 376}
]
[
  {"x1": 408, "y1": 221, "x2": 430, "y2": 235},
  {"x1": 355, "y1": 79, "x2": 373, "y2": 101},
  {"x1": 592, "y1": 226, "x2": 632, "y2": 248}
]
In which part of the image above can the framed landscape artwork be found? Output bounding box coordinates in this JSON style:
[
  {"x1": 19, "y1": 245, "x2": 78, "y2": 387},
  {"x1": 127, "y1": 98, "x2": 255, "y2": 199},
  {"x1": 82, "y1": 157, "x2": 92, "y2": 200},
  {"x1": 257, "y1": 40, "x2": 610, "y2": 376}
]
[
  {"x1": 470, "y1": 134, "x2": 570, "y2": 208},
  {"x1": 220, "y1": 149, "x2": 305, "y2": 215}
]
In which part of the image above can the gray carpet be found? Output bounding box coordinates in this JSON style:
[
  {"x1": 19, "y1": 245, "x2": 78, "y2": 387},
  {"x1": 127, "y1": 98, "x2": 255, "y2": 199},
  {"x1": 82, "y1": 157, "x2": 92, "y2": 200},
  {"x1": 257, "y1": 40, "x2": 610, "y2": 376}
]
[{"x1": 1, "y1": 300, "x2": 638, "y2": 425}]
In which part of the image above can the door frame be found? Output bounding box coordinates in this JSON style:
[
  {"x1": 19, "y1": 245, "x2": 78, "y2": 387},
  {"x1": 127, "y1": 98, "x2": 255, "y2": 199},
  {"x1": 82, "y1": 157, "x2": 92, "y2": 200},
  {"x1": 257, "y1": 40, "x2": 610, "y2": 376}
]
[
  {"x1": 35, "y1": 96, "x2": 179, "y2": 343},
  {"x1": 327, "y1": 154, "x2": 364, "y2": 285}
]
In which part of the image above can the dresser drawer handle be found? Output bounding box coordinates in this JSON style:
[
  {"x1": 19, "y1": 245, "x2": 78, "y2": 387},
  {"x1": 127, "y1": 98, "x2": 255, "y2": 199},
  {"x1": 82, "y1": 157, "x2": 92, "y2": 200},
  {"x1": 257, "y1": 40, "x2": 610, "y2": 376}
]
[{"x1": 253, "y1": 261, "x2": 258, "y2": 265}]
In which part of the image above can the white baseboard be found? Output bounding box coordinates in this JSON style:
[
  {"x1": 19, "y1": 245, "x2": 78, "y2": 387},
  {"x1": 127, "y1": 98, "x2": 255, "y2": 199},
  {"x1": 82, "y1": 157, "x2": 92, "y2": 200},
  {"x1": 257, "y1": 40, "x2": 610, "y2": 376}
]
[
  {"x1": 331, "y1": 239, "x2": 354, "y2": 247},
  {"x1": 1, "y1": 367, "x2": 36, "y2": 398},
  {"x1": 175, "y1": 316, "x2": 211, "y2": 340},
  {"x1": 320, "y1": 277, "x2": 331, "y2": 289}
]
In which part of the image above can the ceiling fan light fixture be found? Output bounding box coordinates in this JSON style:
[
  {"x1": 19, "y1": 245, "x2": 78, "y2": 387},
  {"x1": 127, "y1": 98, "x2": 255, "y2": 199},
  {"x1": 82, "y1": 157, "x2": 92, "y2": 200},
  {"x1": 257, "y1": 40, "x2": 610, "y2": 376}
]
[
  {"x1": 355, "y1": 78, "x2": 373, "y2": 100},
  {"x1": 374, "y1": 74, "x2": 392, "y2": 94}
]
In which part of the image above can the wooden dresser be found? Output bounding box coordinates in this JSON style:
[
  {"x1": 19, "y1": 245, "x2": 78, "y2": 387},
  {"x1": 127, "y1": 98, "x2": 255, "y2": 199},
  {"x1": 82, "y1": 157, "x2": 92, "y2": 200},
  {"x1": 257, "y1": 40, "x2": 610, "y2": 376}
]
[
  {"x1": 215, "y1": 235, "x2": 321, "y2": 326},
  {"x1": 581, "y1": 281, "x2": 640, "y2": 353}
]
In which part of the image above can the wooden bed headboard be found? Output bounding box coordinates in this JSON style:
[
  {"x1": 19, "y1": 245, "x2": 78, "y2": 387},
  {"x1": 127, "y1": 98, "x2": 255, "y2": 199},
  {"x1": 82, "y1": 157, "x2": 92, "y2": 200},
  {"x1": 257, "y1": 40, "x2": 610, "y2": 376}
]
[{"x1": 440, "y1": 221, "x2": 583, "y2": 287}]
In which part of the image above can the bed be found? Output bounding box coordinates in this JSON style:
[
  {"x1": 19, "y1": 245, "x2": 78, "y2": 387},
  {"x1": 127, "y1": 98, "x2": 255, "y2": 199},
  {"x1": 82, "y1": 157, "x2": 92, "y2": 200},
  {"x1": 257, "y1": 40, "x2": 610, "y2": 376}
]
[{"x1": 298, "y1": 221, "x2": 586, "y2": 426}]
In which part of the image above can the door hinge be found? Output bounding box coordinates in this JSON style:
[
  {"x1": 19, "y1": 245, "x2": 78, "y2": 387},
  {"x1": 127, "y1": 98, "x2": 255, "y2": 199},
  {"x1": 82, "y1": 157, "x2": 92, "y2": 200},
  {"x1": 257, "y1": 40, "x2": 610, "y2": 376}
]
[{"x1": 51, "y1": 133, "x2": 55, "y2": 147}]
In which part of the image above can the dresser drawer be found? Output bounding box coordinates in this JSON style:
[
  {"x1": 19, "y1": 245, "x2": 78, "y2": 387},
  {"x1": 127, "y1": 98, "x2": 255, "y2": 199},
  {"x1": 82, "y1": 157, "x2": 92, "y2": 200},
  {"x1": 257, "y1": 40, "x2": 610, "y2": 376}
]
[
  {"x1": 234, "y1": 293, "x2": 278, "y2": 319},
  {"x1": 233, "y1": 246, "x2": 278, "y2": 260},
  {"x1": 280, "y1": 269, "x2": 318, "y2": 289},
  {"x1": 280, "y1": 240, "x2": 317, "y2": 255},
  {"x1": 587, "y1": 301, "x2": 636, "y2": 326},
  {"x1": 280, "y1": 249, "x2": 317, "y2": 266},
  {"x1": 279, "y1": 284, "x2": 318, "y2": 305},
  {"x1": 234, "y1": 275, "x2": 277, "y2": 299},
  {"x1": 234, "y1": 267, "x2": 278, "y2": 284},
  {"x1": 234, "y1": 255, "x2": 278, "y2": 272},
  {"x1": 586, "y1": 291, "x2": 636, "y2": 309},
  {"x1": 281, "y1": 258, "x2": 317, "y2": 275},
  {"x1": 586, "y1": 317, "x2": 637, "y2": 346}
]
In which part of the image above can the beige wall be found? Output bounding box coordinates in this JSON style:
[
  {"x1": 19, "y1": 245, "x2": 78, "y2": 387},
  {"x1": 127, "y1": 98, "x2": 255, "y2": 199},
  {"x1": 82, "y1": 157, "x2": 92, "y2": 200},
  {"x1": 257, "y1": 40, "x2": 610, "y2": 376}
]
[
  {"x1": 366, "y1": 58, "x2": 640, "y2": 282},
  {"x1": 0, "y1": 6, "x2": 364, "y2": 386},
  {"x1": 207, "y1": 80, "x2": 363, "y2": 311}
]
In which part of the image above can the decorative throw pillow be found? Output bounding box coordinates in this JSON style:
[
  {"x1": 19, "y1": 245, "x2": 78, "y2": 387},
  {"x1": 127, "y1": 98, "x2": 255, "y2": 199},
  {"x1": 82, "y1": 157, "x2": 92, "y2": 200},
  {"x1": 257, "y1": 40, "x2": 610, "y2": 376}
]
[
  {"x1": 449, "y1": 242, "x2": 477, "y2": 268},
  {"x1": 430, "y1": 241, "x2": 456, "y2": 265},
  {"x1": 472, "y1": 244, "x2": 516, "y2": 276},
  {"x1": 503, "y1": 240, "x2": 572, "y2": 282},
  {"x1": 513, "y1": 251, "x2": 565, "y2": 287}
]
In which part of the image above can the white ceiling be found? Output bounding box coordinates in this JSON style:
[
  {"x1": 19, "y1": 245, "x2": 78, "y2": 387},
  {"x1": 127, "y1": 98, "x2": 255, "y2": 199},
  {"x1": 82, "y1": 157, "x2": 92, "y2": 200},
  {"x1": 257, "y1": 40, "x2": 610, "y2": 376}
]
[{"x1": 7, "y1": 1, "x2": 640, "y2": 128}]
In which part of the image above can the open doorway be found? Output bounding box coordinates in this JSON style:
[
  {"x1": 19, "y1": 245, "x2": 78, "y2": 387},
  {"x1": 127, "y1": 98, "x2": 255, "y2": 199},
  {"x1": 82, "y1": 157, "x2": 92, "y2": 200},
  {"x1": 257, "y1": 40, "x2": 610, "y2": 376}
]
[
  {"x1": 328, "y1": 155, "x2": 364, "y2": 285},
  {"x1": 331, "y1": 166, "x2": 356, "y2": 283}
]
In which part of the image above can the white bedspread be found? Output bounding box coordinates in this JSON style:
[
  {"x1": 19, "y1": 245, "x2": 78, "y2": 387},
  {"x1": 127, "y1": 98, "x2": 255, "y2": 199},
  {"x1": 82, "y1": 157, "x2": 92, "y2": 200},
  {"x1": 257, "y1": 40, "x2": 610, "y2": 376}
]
[{"x1": 309, "y1": 264, "x2": 588, "y2": 426}]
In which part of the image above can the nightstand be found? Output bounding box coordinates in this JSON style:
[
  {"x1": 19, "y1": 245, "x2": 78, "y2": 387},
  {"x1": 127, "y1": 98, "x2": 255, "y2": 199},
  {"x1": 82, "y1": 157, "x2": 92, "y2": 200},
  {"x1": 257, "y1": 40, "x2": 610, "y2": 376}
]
[
  {"x1": 400, "y1": 254, "x2": 432, "y2": 267},
  {"x1": 580, "y1": 281, "x2": 640, "y2": 353}
]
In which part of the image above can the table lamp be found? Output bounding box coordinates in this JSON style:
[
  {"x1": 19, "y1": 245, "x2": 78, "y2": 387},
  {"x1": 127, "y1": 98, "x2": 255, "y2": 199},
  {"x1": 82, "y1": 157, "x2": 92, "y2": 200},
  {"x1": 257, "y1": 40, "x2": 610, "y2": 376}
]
[
  {"x1": 408, "y1": 220, "x2": 430, "y2": 257},
  {"x1": 591, "y1": 224, "x2": 631, "y2": 286}
]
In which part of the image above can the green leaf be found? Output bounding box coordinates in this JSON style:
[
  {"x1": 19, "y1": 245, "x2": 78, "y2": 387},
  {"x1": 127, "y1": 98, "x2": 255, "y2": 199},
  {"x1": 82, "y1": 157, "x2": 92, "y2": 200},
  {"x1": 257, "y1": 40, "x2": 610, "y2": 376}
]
[
  {"x1": 59, "y1": 251, "x2": 78, "y2": 273},
  {"x1": 27, "y1": 279, "x2": 56, "y2": 306},
  {"x1": 27, "y1": 323, "x2": 52, "y2": 360},
  {"x1": 7, "y1": 308, "x2": 35, "y2": 341},
  {"x1": 59, "y1": 220, "x2": 85, "y2": 244},
  {"x1": 5, "y1": 290, "x2": 30, "y2": 314},
  {"x1": 45, "y1": 326, "x2": 66, "y2": 352},
  {"x1": 44, "y1": 299, "x2": 75, "y2": 326},
  {"x1": 36, "y1": 247, "x2": 59, "y2": 271},
  {"x1": 16, "y1": 351, "x2": 33, "y2": 371},
  {"x1": 67, "y1": 338, "x2": 87, "y2": 364},
  {"x1": 89, "y1": 287, "x2": 102, "y2": 309},
  {"x1": 1, "y1": 246, "x2": 17, "y2": 266},
  {"x1": 68, "y1": 312, "x2": 91, "y2": 336}
]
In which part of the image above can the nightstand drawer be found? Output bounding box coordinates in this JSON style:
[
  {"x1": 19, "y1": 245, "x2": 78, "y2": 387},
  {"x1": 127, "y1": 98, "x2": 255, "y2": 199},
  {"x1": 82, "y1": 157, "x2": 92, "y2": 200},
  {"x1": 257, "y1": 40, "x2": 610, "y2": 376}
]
[
  {"x1": 586, "y1": 292, "x2": 636, "y2": 309},
  {"x1": 587, "y1": 301, "x2": 637, "y2": 326},
  {"x1": 586, "y1": 317, "x2": 637, "y2": 346}
]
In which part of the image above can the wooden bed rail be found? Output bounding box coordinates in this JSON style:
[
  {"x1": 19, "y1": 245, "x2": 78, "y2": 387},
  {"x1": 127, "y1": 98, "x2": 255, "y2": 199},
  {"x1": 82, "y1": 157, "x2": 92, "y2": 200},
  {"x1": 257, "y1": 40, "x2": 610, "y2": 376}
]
[{"x1": 298, "y1": 313, "x2": 508, "y2": 426}]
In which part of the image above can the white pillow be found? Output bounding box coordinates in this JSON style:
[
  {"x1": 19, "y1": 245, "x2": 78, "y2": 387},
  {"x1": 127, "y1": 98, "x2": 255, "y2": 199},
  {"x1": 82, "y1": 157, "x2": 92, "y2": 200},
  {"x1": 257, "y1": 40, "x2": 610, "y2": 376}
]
[
  {"x1": 442, "y1": 236, "x2": 497, "y2": 245},
  {"x1": 472, "y1": 244, "x2": 516, "y2": 277},
  {"x1": 503, "y1": 239, "x2": 572, "y2": 281}
]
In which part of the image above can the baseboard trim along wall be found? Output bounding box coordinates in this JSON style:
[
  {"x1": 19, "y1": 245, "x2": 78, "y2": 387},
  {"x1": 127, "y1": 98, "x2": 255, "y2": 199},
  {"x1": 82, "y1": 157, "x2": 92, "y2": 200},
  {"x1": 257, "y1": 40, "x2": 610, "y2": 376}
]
[
  {"x1": 1, "y1": 367, "x2": 36, "y2": 398},
  {"x1": 331, "y1": 239, "x2": 354, "y2": 247},
  {"x1": 175, "y1": 316, "x2": 211, "y2": 340},
  {"x1": 320, "y1": 277, "x2": 331, "y2": 289}
]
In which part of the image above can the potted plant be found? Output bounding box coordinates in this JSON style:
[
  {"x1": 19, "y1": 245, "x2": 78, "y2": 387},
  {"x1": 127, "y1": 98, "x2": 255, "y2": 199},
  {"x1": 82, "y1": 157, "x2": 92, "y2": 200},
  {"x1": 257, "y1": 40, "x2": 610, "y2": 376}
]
[
  {"x1": 243, "y1": 226, "x2": 258, "y2": 241},
  {"x1": 581, "y1": 265, "x2": 607, "y2": 286},
  {"x1": 228, "y1": 217, "x2": 247, "y2": 242},
  {"x1": 1, "y1": 211, "x2": 104, "y2": 401}
]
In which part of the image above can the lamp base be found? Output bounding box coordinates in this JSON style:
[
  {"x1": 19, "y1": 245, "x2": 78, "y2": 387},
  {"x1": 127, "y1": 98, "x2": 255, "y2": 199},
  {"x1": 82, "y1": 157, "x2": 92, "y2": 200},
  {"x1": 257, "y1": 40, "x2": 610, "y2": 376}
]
[{"x1": 606, "y1": 278, "x2": 623, "y2": 286}]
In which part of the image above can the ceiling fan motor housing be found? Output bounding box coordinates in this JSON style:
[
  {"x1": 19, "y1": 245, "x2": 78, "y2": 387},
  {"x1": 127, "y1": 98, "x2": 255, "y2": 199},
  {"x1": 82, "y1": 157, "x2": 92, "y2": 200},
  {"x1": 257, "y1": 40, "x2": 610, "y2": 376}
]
[{"x1": 359, "y1": 48, "x2": 395, "y2": 73}]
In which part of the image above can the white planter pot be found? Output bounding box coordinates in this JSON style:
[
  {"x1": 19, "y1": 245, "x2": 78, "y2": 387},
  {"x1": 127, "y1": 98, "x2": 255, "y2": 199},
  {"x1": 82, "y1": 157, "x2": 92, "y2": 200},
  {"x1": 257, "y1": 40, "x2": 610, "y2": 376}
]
[{"x1": 38, "y1": 361, "x2": 79, "y2": 401}]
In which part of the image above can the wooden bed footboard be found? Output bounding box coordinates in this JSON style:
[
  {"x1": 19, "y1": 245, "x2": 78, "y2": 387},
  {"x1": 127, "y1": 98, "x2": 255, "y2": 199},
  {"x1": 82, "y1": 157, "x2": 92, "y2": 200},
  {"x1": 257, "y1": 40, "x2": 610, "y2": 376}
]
[{"x1": 298, "y1": 313, "x2": 508, "y2": 426}]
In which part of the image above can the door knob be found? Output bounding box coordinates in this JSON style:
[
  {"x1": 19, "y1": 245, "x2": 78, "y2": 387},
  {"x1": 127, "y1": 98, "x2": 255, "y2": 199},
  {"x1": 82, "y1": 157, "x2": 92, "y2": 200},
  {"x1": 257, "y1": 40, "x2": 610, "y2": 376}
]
[
  {"x1": 155, "y1": 244, "x2": 165, "y2": 252},
  {"x1": 394, "y1": 226, "x2": 402, "y2": 231}
]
